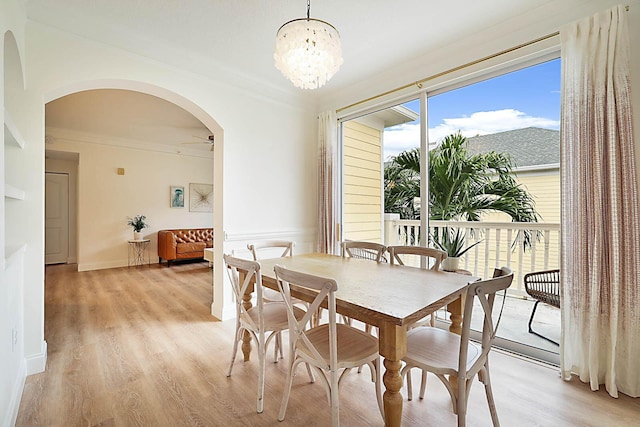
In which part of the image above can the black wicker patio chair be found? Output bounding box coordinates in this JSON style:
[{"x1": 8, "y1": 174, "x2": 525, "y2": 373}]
[{"x1": 523, "y1": 269, "x2": 560, "y2": 345}]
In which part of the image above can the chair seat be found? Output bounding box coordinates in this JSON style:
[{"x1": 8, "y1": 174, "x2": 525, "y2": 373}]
[
  {"x1": 404, "y1": 327, "x2": 481, "y2": 374},
  {"x1": 298, "y1": 323, "x2": 379, "y2": 368},
  {"x1": 247, "y1": 303, "x2": 305, "y2": 332}
]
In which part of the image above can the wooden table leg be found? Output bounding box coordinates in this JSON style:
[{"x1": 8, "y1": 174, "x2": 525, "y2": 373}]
[
  {"x1": 447, "y1": 295, "x2": 464, "y2": 335},
  {"x1": 378, "y1": 321, "x2": 407, "y2": 427},
  {"x1": 446, "y1": 295, "x2": 464, "y2": 394},
  {"x1": 240, "y1": 272, "x2": 254, "y2": 362}
]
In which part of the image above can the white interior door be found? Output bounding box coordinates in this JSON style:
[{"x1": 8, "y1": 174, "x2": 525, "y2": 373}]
[{"x1": 45, "y1": 172, "x2": 70, "y2": 265}]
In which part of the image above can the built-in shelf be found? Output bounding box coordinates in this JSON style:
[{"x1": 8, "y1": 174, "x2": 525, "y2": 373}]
[
  {"x1": 4, "y1": 111, "x2": 26, "y2": 149},
  {"x1": 5, "y1": 184, "x2": 26, "y2": 200}
]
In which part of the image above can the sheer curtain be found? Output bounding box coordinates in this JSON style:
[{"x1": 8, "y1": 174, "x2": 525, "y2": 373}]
[
  {"x1": 560, "y1": 4, "x2": 640, "y2": 398},
  {"x1": 317, "y1": 111, "x2": 338, "y2": 254}
]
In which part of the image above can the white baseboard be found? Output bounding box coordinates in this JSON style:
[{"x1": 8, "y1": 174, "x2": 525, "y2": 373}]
[
  {"x1": 211, "y1": 301, "x2": 236, "y2": 321},
  {"x1": 25, "y1": 340, "x2": 47, "y2": 375},
  {"x1": 5, "y1": 358, "x2": 26, "y2": 427}
]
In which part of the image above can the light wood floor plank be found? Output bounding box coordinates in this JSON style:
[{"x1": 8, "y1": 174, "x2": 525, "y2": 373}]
[{"x1": 16, "y1": 262, "x2": 640, "y2": 426}]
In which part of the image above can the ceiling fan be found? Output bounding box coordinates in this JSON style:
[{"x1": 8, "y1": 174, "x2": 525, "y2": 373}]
[{"x1": 181, "y1": 134, "x2": 215, "y2": 151}]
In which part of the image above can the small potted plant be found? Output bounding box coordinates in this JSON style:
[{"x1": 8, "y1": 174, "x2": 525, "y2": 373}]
[
  {"x1": 432, "y1": 227, "x2": 481, "y2": 272},
  {"x1": 127, "y1": 214, "x2": 148, "y2": 240}
]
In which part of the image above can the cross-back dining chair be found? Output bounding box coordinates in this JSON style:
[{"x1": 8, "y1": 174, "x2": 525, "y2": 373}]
[
  {"x1": 341, "y1": 240, "x2": 387, "y2": 337},
  {"x1": 223, "y1": 254, "x2": 306, "y2": 413},
  {"x1": 274, "y1": 264, "x2": 384, "y2": 426},
  {"x1": 387, "y1": 245, "x2": 448, "y2": 327},
  {"x1": 341, "y1": 240, "x2": 387, "y2": 263},
  {"x1": 387, "y1": 245, "x2": 447, "y2": 270},
  {"x1": 248, "y1": 240, "x2": 304, "y2": 357},
  {"x1": 400, "y1": 266, "x2": 514, "y2": 427},
  {"x1": 248, "y1": 240, "x2": 294, "y2": 260},
  {"x1": 247, "y1": 241, "x2": 296, "y2": 303}
]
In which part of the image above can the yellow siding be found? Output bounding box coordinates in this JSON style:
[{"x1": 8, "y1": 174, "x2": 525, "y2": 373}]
[
  {"x1": 482, "y1": 170, "x2": 560, "y2": 224},
  {"x1": 477, "y1": 169, "x2": 560, "y2": 281},
  {"x1": 516, "y1": 171, "x2": 561, "y2": 223},
  {"x1": 343, "y1": 120, "x2": 383, "y2": 243}
]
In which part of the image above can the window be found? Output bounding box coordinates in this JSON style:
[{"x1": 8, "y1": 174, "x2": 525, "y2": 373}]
[{"x1": 340, "y1": 57, "x2": 561, "y2": 363}]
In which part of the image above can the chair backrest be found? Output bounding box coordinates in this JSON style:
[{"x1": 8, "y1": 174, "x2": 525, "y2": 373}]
[
  {"x1": 274, "y1": 265, "x2": 338, "y2": 370},
  {"x1": 224, "y1": 254, "x2": 264, "y2": 331},
  {"x1": 524, "y1": 269, "x2": 560, "y2": 308},
  {"x1": 387, "y1": 245, "x2": 447, "y2": 270},
  {"x1": 459, "y1": 266, "x2": 513, "y2": 378},
  {"x1": 341, "y1": 241, "x2": 387, "y2": 263},
  {"x1": 248, "y1": 241, "x2": 294, "y2": 261}
]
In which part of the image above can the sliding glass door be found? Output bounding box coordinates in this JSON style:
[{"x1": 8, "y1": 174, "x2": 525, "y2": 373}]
[{"x1": 340, "y1": 57, "x2": 561, "y2": 364}]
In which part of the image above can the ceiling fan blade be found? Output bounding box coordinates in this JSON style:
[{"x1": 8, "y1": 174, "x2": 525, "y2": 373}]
[{"x1": 181, "y1": 134, "x2": 214, "y2": 145}]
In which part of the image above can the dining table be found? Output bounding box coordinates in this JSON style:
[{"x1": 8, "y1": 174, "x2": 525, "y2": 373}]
[{"x1": 239, "y1": 253, "x2": 479, "y2": 427}]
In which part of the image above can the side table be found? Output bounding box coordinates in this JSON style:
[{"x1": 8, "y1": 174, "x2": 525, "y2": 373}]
[
  {"x1": 128, "y1": 239, "x2": 151, "y2": 267},
  {"x1": 204, "y1": 248, "x2": 214, "y2": 268}
]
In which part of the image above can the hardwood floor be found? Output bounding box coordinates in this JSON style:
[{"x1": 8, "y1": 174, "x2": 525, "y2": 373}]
[{"x1": 17, "y1": 263, "x2": 639, "y2": 426}]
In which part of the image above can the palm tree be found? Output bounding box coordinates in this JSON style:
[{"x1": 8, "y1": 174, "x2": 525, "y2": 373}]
[{"x1": 384, "y1": 132, "x2": 539, "y2": 248}]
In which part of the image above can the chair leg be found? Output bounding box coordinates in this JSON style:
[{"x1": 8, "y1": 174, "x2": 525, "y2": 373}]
[
  {"x1": 419, "y1": 370, "x2": 427, "y2": 400},
  {"x1": 457, "y1": 378, "x2": 468, "y2": 427},
  {"x1": 273, "y1": 332, "x2": 279, "y2": 362},
  {"x1": 306, "y1": 362, "x2": 316, "y2": 383},
  {"x1": 227, "y1": 323, "x2": 242, "y2": 377},
  {"x1": 278, "y1": 357, "x2": 296, "y2": 421},
  {"x1": 273, "y1": 332, "x2": 284, "y2": 362},
  {"x1": 528, "y1": 300, "x2": 559, "y2": 346},
  {"x1": 257, "y1": 338, "x2": 266, "y2": 413},
  {"x1": 278, "y1": 333, "x2": 284, "y2": 360},
  {"x1": 374, "y1": 358, "x2": 384, "y2": 421},
  {"x1": 400, "y1": 365, "x2": 413, "y2": 401},
  {"x1": 330, "y1": 369, "x2": 340, "y2": 426},
  {"x1": 527, "y1": 300, "x2": 540, "y2": 333},
  {"x1": 480, "y1": 364, "x2": 500, "y2": 427}
]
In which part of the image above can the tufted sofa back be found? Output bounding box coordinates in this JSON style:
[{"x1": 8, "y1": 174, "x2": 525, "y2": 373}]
[{"x1": 173, "y1": 229, "x2": 214, "y2": 244}]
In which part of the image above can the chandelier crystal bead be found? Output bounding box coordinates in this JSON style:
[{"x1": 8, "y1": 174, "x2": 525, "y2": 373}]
[{"x1": 274, "y1": 4, "x2": 343, "y2": 90}]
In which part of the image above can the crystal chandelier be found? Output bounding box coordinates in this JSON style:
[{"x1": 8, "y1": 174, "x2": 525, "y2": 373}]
[{"x1": 274, "y1": 0, "x2": 343, "y2": 90}]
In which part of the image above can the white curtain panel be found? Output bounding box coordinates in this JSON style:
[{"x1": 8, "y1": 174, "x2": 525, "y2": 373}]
[
  {"x1": 560, "y1": 4, "x2": 640, "y2": 398},
  {"x1": 317, "y1": 111, "x2": 338, "y2": 254}
]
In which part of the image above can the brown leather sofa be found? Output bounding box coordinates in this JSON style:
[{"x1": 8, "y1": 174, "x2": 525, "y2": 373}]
[{"x1": 157, "y1": 228, "x2": 213, "y2": 266}]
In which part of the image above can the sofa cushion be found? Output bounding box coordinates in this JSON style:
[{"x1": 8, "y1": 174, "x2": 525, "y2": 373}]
[{"x1": 176, "y1": 242, "x2": 206, "y2": 254}]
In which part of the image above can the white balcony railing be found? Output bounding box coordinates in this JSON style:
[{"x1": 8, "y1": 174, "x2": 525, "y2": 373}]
[{"x1": 384, "y1": 215, "x2": 560, "y2": 296}]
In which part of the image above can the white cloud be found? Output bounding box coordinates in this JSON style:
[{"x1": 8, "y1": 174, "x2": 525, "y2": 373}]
[{"x1": 383, "y1": 109, "x2": 559, "y2": 160}]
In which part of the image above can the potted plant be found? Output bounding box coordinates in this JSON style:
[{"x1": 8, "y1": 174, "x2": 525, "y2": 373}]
[
  {"x1": 432, "y1": 227, "x2": 481, "y2": 272},
  {"x1": 127, "y1": 214, "x2": 148, "y2": 240}
]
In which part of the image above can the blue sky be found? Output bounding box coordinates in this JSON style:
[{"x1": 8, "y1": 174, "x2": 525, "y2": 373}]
[{"x1": 383, "y1": 58, "x2": 561, "y2": 159}]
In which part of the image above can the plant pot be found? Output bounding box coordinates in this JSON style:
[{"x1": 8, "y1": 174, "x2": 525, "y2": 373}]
[
  {"x1": 133, "y1": 231, "x2": 143, "y2": 240},
  {"x1": 441, "y1": 256, "x2": 460, "y2": 272}
]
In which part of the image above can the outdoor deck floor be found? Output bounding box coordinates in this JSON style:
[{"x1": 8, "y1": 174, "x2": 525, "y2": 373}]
[{"x1": 435, "y1": 294, "x2": 561, "y2": 358}]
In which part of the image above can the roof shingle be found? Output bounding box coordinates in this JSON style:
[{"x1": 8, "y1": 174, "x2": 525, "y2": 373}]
[{"x1": 466, "y1": 127, "x2": 559, "y2": 168}]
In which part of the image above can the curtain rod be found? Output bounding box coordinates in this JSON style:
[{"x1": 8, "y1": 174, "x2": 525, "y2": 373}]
[
  {"x1": 337, "y1": 4, "x2": 631, "y2": 114},
  {"x1": 336, "y1": 31, "x2": 560, "y2": 114}
]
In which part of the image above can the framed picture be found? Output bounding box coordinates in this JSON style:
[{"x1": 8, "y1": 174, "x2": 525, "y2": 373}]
[
  {"x1": 170, "y1": 186, "x2": 185, "y2": 208},
  {"x1": 189, "y1": 183, "x2": 213, "y2": 212}
]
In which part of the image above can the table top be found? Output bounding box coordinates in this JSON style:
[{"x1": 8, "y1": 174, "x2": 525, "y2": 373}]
[
  {"x1": 258, "y1": 253, "x2": 479, "y2": 328},
  {"x1": 127, "y1": 239, "x2": 150, "y2": 243}
]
